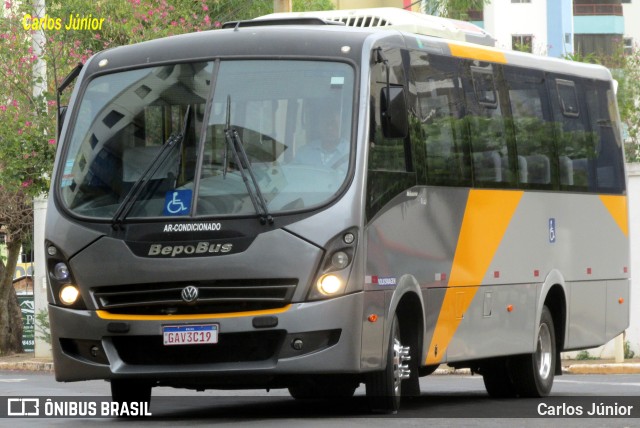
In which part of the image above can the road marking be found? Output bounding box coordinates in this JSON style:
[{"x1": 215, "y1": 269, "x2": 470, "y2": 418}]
[{"x1": 0, "y1": 379, "x2": 27, "y2": 383}]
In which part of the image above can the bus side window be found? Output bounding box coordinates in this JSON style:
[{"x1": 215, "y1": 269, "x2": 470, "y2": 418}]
[
  {"x1": 504, "y1": 66, "x2": 554, "y2": 189},
  {"x1": 366, "y1": 47, "x2": 416, "y2": 222},
  {"x1": 549, "y1": 76, "x2": 597, "y2": 191},
  {"x1": 464, "y1": 63, "x2": 514, "y2": 188},
  {"x1": 413, "y1": 53, "x2": 471, "y2": 187},
  {"x1": 584, "y1": 82, "x2": 625, "y2": 194}
]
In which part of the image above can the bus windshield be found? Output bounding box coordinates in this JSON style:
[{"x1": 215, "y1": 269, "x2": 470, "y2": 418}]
[{"x1": 59, "y1": 60, "x2": 355, "y2": 219}]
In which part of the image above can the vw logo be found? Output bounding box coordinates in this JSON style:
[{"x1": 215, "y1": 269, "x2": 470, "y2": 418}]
[{"x1": 181, "y1": 285, "x2": 199, "y2": 304}]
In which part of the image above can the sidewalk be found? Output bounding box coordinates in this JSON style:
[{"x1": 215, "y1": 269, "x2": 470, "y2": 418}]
[{"x1": 1, "y1": 352, "x2": 640, "y2": 374}]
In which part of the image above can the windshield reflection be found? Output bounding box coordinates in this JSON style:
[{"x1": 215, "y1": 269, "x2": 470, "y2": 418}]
[{"x1": 60, "y1": 60, "x2": 355, "y2": 219}]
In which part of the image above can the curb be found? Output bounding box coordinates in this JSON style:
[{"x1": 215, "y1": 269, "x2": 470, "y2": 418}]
[
  {"x1": 434, "y1": 367, "x2": 471, "y2": 375},
  {"x1": 434, "y1": 364, "x2": 640, "y2": 376},
  {"x1": 562, "y1": 363, "x2": 640, "y2": 375},
  {"x1": 0, "y1": 361, "x2": 54, "y2": 372}
]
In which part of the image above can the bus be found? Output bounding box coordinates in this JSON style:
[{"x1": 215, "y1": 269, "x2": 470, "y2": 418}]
[{"x1": 45, "y1": 9, "x2": 629, "y2": 413}]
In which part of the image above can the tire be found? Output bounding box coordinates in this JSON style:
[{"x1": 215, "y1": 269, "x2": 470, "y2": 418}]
[
  {"x1": 110, "y1": 379, "x2": 152, "y2": 405},
  {"x1": 366, "y1": 314, "x2": 410, "y2": 413},
  {"x1": 510, "y1": 306, "x2": 556, "y2": 397},
  {"x1": 481, "y1": 357, "x2": 517, "y2": 398}
]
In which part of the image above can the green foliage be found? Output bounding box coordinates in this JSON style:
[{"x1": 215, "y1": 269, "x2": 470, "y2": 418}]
[
  {"x1": 575, "y1": 350, "x2": 599, "y2": 361},
  {"x1": 564, "y1": 45, "x2": 640, "y2": 163},
  {"x1": 1, "y1": 0, "x2": 334, "y2": 193},
  {"x1": 35, "y1": 309, "x2": 51, "y2": 345},
  {"x1": 624, "y1": 340, "x2": 635, "y2": 360},
  {"x1": 563, "y1": 51, "x2": 601, "y2": 65},
  {"x1": 616, "y1": 49, "x2": 640, "y2": 162},
  {"x1": 1, "y1": 0, "x2": 332, "y2": 355},
  {"x1": 0, "y1": 9, "x2": 56, "y2": 198},
  {"x1": 422, "y1": 0, "x2": 490, "y2": 20},
  {"x1": 512, "y1": 41, "x2": 532, "y2": 53}
]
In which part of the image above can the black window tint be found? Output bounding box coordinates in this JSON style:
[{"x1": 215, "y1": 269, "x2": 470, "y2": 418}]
[
  {"x1": 366, "y1": 47, "x2": 416, "y2": 221},
  {"x1": 550, "y1": 76, "x2": 596, "y2": 191},
  {"x1": 465, "y1": 63, "x2": 512, "y2": 187},
  {"x1": 585, "y1": 82, "x2": 625, "y2": 194},
  {"x1": 557, "y1": 80, "x2": 580, "y2": 117},
  {"x1": 413, "y1": 53, "x2": 471, "y2": 186},
  {"x1": 472, "y1": 68, "x2": 498, "y2": 107},
  {"x1": 505, "y1": 67, "x2": 554, "y2": 188},
  {"x1": 369, "y1": 48, "x2": 408, "y2": 172}
]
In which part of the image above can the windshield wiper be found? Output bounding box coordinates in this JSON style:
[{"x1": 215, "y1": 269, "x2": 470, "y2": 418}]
[
  {"x1": 111, "y1": 106, "x2": 191, "y2": 229},
  {"x1": 224, "y1": 96, "x2": 273, "y2": 225}
]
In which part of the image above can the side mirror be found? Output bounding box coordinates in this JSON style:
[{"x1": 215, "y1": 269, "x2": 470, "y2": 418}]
[
  {"x1": 57, "y1": 105, "x2": 68, "y2": 138},
  {"x1": 380, "y1": 86, "x2": 408, "y2": 139},
  {"x1": 56, "y1": 62, "x2": 83, "y2": 139}
]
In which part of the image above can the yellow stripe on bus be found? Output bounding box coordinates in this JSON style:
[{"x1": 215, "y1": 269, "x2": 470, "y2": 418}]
[
  {"x1": 448, "y1": 43, "x2": 507, "y2": 64},
  {"x1": 96, "y1": 305, "x2": 292, "y2": 321},
  {"x1": 426, "y1": 189, "x2": 523, "y2": 365},
  {"x1": 598, "y1": 195, "x2": 628, "y2": 237}
]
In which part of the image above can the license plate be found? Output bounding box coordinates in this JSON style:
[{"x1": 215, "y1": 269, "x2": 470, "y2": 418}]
[{"x1": 163, "y1": 324, "x2": 218, "y2": 346}]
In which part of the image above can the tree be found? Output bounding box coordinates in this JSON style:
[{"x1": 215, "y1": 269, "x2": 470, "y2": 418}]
[
  {"x1": 617, "y1": 47, "x2": 640, "y2": 162},
  {"x1": 0, "y1": 1, "x2": 57, "y2": 355},
  {"x1": 0, "y1": 0, "x2": 334, "y2": 355},
  {"x1": 421, "y1": 0, "x2": 490, "y2": 21},
  {"x1": 564, "y1": 44, "x2": 640, "y2": 163}
]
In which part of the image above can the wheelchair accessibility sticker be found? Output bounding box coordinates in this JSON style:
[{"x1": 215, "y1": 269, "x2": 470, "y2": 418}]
[
  {"x1": 164, "y1": 189, "x2": 192, "y2": 216},
  {"x1": 549, "y1": 218, "x2": 556, "y2": 243}
]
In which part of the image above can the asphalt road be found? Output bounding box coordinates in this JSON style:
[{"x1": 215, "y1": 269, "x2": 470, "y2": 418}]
[{"x1": 1, "y1": 371, "x2": 639, "y2": 427}]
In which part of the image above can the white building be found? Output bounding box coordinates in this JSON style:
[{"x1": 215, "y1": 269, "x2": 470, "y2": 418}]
[
  {"x1": 483, "y1": 0, "x2": 554, "y2": 56},
  {"x1": 623, "y1": 0, "x2": 640, "y2": 53}
]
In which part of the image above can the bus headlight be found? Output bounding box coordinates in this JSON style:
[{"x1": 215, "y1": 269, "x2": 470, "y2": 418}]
[
  {"x1": 53, "y1": 262, "x2": 70, "y2": 281},
  {"x1": 307, "y1": 227, "x2": 358, "y2": 301},
  {"x1": 59, "y1": 285, "x2": 80, "y2": 305},
  {"x1": 46, "y1": 241, "x2": 87, "y2": 309},
  {"x1": 331, "y1": 251, "x2": 350, "y2": 270},
  {"x1": 318, "y1": 274, "x2": 343, "y2": 295}
]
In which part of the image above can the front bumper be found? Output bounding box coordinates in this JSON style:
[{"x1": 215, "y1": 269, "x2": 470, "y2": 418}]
[{"x1": 49, "y1": 292, "x2": 366, "y2": 387}]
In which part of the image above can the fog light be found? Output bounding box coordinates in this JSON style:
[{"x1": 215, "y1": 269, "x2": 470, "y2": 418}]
[
  {"x1": 53, "y1": 262, "x2": 70, "y2": 281},
  {"x1": 292, "y1": 339, "x2": 303, "y2": 351},
  {"x1": 318, "y1": 274, "x2": 342, "y2": 295},
  {"x1": 90, "y1": 346, "x2": 100, "y2": 357},
  {"x1": 59, "y1": 285, "x2": 80, "y2": 305}
]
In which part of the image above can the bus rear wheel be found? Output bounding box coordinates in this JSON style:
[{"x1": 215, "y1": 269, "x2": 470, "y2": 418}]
[
  {"x1": 511, "y1": 306, "x2": 556, "y2": 397},
  {"x1": 366, "y1": 314, "x2": 410, "y2": 413},
  {"x1": 481, "y1": 357, "x2": 517, "y2": 398}
]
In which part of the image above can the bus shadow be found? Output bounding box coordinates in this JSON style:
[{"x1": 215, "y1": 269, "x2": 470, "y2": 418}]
[{"x1": 144, "y1": 392, "x2": 532, "y2": 420}]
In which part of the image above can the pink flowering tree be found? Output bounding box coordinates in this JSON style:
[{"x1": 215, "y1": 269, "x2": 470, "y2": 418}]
[
  {"x1": 0, "y1": 0, "x2": 333, "y2": 355},
  {"x1": 0, "y1": 0, "x2": 220, "y2": 355},
  {"x1": 0, "y1": 1, "x2": 57, "y2": 355}
]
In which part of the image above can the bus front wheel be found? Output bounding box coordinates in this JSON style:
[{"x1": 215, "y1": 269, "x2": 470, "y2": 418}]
[
  {"x1": 366, "y1": 314, "x2": 410, "y2": 413},
  {"x1": 511, "y1": 306, "x2": 556, "y2": 397}
]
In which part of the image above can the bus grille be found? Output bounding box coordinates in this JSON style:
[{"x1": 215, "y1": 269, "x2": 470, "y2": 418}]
[
  {"x1": 111, "y1": 331, "x2": 285, "y2": 365},
  {"x1": 91, "y1": 279, "x2": 297, "y2": 315}
]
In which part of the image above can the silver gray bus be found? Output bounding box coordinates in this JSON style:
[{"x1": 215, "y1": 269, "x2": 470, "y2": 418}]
[{"x1": 45, "y1": 16, "x2": 629, "y2": 413}]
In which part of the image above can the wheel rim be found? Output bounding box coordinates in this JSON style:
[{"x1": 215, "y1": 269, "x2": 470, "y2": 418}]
[
  {"x1": 535, "y1": 322, "x2": 552, "y2": 380},
  {"x1": 391, "y1": 322, "x2": 411, "y2": 397},
  {"x1": 392, "y1": 336, "x2": 403, "y2": 396}
]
